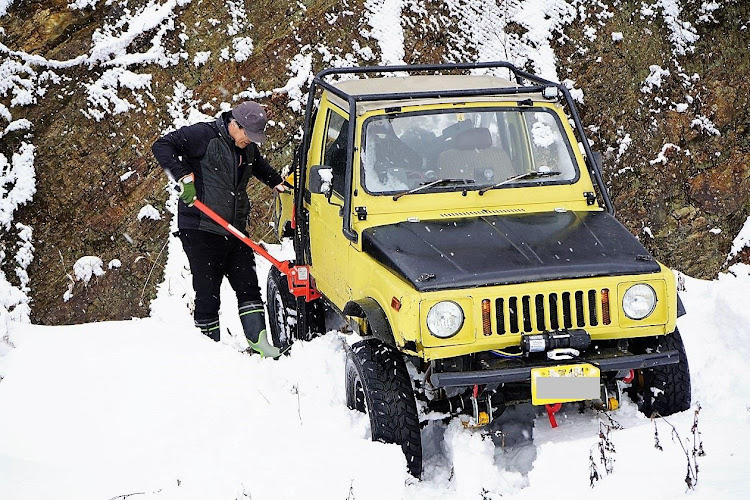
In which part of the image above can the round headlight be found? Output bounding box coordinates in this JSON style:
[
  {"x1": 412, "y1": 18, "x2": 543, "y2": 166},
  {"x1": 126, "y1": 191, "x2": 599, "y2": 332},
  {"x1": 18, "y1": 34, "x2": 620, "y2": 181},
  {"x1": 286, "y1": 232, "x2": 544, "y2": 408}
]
[
  {"x1": 622, "y1": 284, "x2": 657, "y2": 320},
  {"x1": 426, "y1": 301, "x2": 464, "y2": 338}
]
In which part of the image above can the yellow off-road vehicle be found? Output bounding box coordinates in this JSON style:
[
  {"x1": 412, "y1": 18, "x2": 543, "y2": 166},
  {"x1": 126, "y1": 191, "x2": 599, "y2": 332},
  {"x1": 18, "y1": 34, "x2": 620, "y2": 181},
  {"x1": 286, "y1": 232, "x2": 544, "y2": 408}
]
[{"x1": 267, "y1": 62, "x2": 690, "y2": 477}]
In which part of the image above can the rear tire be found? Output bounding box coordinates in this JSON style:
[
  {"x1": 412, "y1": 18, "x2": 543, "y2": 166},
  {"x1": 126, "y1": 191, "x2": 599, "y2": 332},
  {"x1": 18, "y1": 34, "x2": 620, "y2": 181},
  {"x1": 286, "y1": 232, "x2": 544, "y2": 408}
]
[
  {"x1": 266, "y1": 267, "x2": 325, "y2": 351},
  {"x1": 345, "y1": 339, "x2": 423, "y2": 477},
  {"x1": 628, "y1": 329, "x2": 691, "y2": 417},
  {"x1": 266, "y1": 267, "x2": 297, "y2": 351}
]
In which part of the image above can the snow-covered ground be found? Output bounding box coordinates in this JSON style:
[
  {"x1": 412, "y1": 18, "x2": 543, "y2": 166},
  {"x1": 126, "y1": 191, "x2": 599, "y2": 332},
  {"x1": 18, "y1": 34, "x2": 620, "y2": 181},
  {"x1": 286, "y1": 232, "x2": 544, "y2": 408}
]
[{"x1": 1, "y1": 244, "x2": 749, "y2": 499}]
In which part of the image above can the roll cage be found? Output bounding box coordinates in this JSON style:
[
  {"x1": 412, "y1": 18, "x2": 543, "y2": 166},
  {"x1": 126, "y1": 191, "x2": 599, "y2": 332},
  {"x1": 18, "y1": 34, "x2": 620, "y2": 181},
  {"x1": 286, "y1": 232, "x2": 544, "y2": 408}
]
[{"x1": 292, "y1": 61, "x2": 615, "y2": 266}]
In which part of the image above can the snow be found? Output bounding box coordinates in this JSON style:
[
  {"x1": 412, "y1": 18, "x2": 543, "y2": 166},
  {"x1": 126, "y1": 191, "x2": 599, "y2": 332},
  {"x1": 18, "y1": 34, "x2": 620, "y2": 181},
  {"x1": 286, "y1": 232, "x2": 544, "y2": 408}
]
[
  {"x1": 440, "y1": 0, "x2": 577, "y2": 81},
  {"x1": 727, "y1": 216, "x2": 750, "y2": 261},
  {"x1": 82, "y1": 68, "x2": 152, "y2": 121},
  {"x1": 138, "y1": 204, "x2": 162, "y2": 221},
  {"x1": 364, "y1": 0, "x2": 407, "y2": 65},
  {"x1": 1, "y1": 249, "x2": 750, "y2": 498},
  {"x1": 120, "y1": 170, "x2": 136, "y2": 182},
  {"x1": 72, "y1": 255, "x2": 106, "y2": 283},
  {"x1": 616, "y1": 133, "x2": 632, "y2": 161},
  {"x1": 691, "y1": 114, "x2": 721, "y2": 136},
  {"x1": 611, "y1": 32, "x2": 623, "y2": 42},
  {"x1": 655, "y1": 0, "x2": 700, "y2": 56},
  {"x1": 0, "y1": 0, "x2": 12, "y2": 17},
  {"x1": 68, "y1": 0, "x2": 101, "y2": 9},
  {"x1": 273, "y1": 52, "x2": 313, "y2": 113},
  {"x1": 230, "y1": 36, "x2": 254, "y2": 62},
  {"x1": 0, "y1": 142, "x2": 36, "y2": 230},
  {"x1": 192, "y1": 51, "x2": 210, "y2": 67},
  {"x1": 649, "y1": 142, "x2": 680, "y2": 165},
  {"x1": 641, "y1": 64, "x2": 670, "y2": 94}
]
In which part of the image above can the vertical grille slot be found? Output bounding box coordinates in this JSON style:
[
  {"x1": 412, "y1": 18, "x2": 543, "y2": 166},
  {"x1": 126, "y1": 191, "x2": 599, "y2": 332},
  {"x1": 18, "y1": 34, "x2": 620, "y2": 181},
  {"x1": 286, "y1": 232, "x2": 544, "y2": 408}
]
[
  {"x1": 562, "y1": 292, "x2": 572, "y2": 329},
  {"x1": 588, "y1": 290, "x2": 599, "y2": 326},
  {"x1": 535, "y1": 294, "x2": 546, "y2": 331},
  {"x1": 549, "y1": 293, "x2": 560, "y2": 330},
  {"x1": 575, "y1": 291, "x2": 585, "y2": 327},
  {"x1": 509, "y1": 297, "x2": 519, "y2": 333},
  {"x1": 495, "y1": 298, "x2": 506, "y2": 334},
  {"x1": 522, "y1": 296, "x2": 532, "y2": 332}
]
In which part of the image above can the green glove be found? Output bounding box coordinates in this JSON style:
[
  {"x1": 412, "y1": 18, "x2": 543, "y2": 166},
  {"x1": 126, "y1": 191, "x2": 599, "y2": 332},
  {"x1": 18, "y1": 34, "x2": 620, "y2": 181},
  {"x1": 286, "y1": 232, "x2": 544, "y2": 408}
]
[{"x1": 178, "y1": 174, "x2": 196, "y2": 206}]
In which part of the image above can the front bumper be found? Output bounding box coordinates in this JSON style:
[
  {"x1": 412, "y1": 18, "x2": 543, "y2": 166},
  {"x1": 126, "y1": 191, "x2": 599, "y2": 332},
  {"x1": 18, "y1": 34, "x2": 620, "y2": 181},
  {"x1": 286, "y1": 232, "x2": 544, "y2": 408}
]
[{"x1": 430, "y1": 349, "x2": 680, "y2": 388}]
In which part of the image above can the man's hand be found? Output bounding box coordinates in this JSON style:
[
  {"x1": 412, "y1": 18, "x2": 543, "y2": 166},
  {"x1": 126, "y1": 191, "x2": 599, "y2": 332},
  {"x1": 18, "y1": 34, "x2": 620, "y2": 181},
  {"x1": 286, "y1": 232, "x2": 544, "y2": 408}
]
[
  {"x1": 274, "y1": 182, "x2": 290, "y2": 193},
  {"x1": 178, "y1": 174, "x2": 197, "y2": 206}
]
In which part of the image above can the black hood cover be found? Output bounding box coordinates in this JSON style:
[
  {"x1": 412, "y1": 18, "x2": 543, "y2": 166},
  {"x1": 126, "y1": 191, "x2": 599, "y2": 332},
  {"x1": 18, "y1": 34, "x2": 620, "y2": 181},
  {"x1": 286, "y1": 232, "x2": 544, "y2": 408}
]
[{"x1": 361, "y1": 211, "x2": 661, "y2": 292}]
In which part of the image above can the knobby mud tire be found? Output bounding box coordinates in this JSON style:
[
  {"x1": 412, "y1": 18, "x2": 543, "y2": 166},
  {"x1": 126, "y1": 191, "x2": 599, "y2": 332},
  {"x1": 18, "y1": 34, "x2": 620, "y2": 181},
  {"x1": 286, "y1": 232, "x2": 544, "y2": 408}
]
[
  {"x1": 266, "y1": 267, "x2": 297, "y2": 352},
  {"x1": 629, "y1": 329, "x2": 692, "y2": 417},
  {"x1": 345, "y1": 338, "x2": 423, "y2": 477},
  {"x1": 266, "y1": 267, "x2": 325, "y2": 352}
]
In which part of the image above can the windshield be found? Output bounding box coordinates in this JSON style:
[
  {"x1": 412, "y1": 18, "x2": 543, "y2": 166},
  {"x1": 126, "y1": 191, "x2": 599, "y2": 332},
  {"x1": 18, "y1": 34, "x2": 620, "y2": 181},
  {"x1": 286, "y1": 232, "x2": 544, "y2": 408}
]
[{"x1": 360, "y1": 108, "x2": 578, "y2": 194}]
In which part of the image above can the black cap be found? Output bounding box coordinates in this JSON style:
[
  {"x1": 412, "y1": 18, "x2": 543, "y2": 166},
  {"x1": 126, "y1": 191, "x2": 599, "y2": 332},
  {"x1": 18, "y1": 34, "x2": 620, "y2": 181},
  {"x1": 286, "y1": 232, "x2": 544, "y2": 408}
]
[{"x1": 231, "y1": 101, "x2": 267, "y2": 144}]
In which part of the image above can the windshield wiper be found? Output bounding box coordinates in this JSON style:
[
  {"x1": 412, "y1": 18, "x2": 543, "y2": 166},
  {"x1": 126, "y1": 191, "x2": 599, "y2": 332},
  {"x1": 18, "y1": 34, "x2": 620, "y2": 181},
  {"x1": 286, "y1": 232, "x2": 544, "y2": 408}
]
[
  {"x1": 478, "y1": 170, "x2": 562, "y2": 195},
  {"x1": 392, "y1": 178, "x2": 475, "y2": 201}
]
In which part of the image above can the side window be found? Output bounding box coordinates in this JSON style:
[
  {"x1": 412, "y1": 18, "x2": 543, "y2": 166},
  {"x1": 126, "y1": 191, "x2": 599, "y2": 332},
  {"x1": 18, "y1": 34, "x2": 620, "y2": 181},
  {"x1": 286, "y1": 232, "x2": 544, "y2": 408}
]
[{"x1": 323, "y1": 111, "x2": 349, "y2": 196}]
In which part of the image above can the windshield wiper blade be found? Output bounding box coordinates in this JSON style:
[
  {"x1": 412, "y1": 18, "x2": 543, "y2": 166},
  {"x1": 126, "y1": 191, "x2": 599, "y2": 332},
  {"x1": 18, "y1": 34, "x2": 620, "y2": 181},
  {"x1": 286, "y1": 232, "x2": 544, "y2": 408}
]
[
  {"x1": 393, "y1": 178, "x2": 475, "y2": 200},
  {"x1": 478, "y1": 170, "x2": 561, "y2": 195}
]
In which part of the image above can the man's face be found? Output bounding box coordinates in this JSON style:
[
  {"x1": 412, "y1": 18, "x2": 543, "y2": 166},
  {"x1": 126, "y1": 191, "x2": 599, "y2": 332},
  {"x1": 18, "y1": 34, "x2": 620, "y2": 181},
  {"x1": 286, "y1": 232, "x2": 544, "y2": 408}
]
[{"x1": 229, "y1": 120, "x2": 253, "y2": 149}]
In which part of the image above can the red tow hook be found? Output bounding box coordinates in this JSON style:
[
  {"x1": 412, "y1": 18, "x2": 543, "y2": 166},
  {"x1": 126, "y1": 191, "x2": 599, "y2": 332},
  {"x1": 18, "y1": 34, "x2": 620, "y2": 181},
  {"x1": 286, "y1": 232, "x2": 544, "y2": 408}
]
[
  {"x1": 622, "y1": 369, "x2": 635, "y2": 383},
  {"x1": 545, "y1": 403, "x2": 562, "y2": 428}
]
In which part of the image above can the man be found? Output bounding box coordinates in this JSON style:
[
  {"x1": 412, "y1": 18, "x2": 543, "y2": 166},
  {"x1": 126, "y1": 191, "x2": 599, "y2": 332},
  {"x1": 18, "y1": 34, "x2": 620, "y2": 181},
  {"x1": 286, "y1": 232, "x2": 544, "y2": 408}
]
[{"x1": 152, "y1": 101, "x2": 286, "y2": 358}]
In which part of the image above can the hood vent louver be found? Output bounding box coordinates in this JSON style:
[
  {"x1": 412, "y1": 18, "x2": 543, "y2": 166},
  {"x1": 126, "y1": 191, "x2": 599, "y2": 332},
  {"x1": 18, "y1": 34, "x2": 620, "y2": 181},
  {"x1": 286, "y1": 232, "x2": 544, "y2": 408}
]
[{"x1": 440, "y1": 208, "x2": 525, "y2": 218}]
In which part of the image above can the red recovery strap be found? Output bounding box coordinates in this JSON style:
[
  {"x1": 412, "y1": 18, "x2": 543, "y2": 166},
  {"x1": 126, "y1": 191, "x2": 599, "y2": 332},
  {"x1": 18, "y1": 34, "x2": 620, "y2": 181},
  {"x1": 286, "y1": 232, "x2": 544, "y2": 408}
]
[{"x1": 192, "y1": 200, "x2": 321, "y2": 302}]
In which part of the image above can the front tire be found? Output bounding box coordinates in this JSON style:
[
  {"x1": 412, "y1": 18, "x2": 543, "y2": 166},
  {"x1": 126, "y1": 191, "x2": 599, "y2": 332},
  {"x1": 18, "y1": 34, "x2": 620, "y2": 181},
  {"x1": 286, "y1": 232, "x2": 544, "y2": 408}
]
[
  {"x1": 628, "y1": 329, "x2": 691, "y2": 417},
  {"x1": 266, "y1": 267, "x2": 297, "y2": 351},
  {"x1": 345, "y1": 339, "x2": 423, "y2": 477}
]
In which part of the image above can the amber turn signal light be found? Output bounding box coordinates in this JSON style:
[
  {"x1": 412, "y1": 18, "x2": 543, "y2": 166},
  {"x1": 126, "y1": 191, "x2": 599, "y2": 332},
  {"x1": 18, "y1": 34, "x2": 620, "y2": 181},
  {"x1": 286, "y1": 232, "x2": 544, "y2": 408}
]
[
  {"x1": 482, "y1": 299, "x2": 492, "y2": 335},
  {"x1": 601, "y1": 288, "x2": 611, "y2": 325}
]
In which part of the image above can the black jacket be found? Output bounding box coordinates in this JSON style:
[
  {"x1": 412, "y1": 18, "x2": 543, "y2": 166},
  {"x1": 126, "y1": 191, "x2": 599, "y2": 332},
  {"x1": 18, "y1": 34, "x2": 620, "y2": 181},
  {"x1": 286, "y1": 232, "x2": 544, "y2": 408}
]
[{"x1": 152, "y1": 112, "x2": 283, "y2": 236}]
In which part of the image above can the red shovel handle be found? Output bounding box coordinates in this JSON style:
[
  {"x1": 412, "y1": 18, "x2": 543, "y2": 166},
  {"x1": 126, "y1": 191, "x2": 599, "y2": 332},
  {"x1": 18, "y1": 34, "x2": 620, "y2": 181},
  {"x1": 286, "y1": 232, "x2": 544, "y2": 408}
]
[{"x1": 192, "y1": 200, "x2": 289, "y2": 273}]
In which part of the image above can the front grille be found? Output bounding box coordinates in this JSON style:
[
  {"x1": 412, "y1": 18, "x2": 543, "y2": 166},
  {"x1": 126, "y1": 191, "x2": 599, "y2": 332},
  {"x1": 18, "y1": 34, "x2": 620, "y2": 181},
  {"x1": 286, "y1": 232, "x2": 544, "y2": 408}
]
[{"x1": 494, "y1": 289, "x2": 607, "y2": 335}]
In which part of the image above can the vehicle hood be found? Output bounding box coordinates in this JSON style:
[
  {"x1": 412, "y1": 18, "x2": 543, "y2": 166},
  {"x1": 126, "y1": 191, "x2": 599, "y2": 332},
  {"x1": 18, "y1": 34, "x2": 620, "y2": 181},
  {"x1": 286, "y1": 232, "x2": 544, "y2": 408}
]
[{"x1": 361, "y1": 211, "x2": 661, "y2": 292}]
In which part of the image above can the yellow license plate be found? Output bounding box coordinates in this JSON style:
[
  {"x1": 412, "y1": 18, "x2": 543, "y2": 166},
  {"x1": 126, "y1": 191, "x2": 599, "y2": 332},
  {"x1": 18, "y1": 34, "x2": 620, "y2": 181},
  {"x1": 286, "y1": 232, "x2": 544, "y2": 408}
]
[{"x1": 531, "y1": 363, "x2": 601, "y2": 405}]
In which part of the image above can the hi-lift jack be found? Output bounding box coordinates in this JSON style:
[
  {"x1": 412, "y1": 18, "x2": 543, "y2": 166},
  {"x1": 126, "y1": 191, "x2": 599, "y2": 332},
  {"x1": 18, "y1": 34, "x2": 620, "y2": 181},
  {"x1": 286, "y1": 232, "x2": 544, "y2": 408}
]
[{"x1": 193, "y1": 200, "x2": 320, "y2": 302}]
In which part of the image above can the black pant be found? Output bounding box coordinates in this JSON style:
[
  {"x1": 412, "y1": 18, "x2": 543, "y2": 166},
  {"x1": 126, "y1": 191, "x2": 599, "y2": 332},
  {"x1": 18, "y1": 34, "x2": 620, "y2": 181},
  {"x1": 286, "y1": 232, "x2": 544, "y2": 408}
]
[{"x1": 178, "y1": 229, "x2": 261, "y2": 323}]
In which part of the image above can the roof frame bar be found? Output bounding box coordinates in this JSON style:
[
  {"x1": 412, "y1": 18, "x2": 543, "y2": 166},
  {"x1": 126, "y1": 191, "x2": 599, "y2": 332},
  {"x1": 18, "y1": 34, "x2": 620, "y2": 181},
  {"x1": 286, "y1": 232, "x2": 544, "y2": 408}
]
[{"x1": 293, "y1": 62, "x2": 614, "y2": 264}]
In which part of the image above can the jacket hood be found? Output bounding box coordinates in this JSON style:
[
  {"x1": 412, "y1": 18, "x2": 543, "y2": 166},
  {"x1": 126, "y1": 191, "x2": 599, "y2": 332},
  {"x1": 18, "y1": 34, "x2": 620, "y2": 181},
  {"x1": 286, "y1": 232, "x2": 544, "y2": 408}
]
[{"x1": 361, "y1": 211, "x2": 662, "y2": 292}]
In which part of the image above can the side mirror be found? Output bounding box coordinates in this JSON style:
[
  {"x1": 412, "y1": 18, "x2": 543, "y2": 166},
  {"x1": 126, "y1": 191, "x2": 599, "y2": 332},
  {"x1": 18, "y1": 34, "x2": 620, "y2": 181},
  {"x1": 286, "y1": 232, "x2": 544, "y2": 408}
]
[{"x1": 309, "y1": 165, "x2": 333, "y2": 196}]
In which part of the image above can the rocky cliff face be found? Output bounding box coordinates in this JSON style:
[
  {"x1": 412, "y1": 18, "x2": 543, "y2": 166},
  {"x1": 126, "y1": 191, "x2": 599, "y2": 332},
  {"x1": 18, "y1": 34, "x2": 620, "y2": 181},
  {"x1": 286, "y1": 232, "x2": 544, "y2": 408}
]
[{"x1": 0, "y1": 0, "x2": 747, "y2": 325}]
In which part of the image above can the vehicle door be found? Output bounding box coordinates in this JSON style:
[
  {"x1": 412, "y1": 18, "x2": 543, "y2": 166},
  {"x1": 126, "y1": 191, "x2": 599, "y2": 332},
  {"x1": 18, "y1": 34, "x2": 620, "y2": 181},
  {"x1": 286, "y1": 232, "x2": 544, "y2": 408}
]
[{"x1": 306, "y1": 104, "x2": 351, "y2": 307}]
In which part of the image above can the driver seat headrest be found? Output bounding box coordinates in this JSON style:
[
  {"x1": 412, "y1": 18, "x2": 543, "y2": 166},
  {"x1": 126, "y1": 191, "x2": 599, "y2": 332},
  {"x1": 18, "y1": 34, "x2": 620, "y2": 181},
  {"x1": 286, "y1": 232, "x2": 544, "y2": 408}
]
[{"x1": 454, "y1": 128, "x2": 493, "y2": 150}]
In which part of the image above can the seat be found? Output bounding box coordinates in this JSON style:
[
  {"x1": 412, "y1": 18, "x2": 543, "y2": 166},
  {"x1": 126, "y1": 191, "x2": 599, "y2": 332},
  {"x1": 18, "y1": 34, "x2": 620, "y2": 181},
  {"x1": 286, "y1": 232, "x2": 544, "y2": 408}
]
[{"x1": 437, "y1": 127, "x2": 515, "y2": 183}]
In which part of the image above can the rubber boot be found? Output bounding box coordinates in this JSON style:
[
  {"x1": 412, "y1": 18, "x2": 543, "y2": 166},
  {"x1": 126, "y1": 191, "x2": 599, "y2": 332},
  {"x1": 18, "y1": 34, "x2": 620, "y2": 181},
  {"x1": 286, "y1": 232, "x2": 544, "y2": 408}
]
[
  {"x1": 195, "y1": 317, "x2": 220, "y2": 342},
  {"x1": 239, "y1": 301, "x2": 281, "y2": 359}
]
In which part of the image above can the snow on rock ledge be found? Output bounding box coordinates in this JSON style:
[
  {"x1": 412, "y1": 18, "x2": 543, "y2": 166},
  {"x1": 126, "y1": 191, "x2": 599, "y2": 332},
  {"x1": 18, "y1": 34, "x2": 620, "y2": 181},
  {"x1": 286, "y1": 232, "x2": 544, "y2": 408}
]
[{"x1": 73, "y1": 256, "x2": 106, "y2": 284}]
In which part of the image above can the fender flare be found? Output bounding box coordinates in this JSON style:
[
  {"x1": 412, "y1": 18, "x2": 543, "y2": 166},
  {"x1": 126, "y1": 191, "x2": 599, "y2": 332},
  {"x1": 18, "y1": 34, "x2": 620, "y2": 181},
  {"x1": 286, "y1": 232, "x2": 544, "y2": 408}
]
[{"x1": 343, "y1": 298, "x2": 395, "y2": 346}]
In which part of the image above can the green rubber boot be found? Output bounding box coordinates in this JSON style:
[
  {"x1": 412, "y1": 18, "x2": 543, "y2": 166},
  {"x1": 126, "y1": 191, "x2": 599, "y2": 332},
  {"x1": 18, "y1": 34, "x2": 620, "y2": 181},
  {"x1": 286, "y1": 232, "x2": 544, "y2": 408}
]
[{"x1": 239, "y1": 301, "x2": 281, "y2": 359}]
